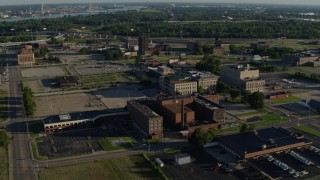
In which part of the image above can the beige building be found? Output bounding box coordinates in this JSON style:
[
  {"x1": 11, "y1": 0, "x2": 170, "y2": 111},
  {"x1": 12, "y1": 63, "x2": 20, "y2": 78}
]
[
  {"x1": 220, "y1": 64, "x2": 265, "y2": 92},
  {"x1": 18, "y1": 45, "x2": 35, "y2": 66},
  {"x1": 283, "y1": 53, "x2": 320, "y2": 66},
  {"x1": 195, "y1": 73, "x2": 218, "y2": 91},
  {"x1": 159, "y1": 76, "x2": 198, "y2": 95}
]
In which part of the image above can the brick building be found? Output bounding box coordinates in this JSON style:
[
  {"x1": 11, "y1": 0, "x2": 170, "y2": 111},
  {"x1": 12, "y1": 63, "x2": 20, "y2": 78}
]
[
  {"x1": 127, "y1": 101, "x2": 163, "y2": 139},
  {"x1": 18, "y1": 45, "x2": 35, "y2": 66}
]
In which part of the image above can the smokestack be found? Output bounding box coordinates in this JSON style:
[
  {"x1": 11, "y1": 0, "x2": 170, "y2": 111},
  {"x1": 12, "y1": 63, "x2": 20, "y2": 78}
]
[{"x1": 181, "y1": 100, "x2": 184, "y2": 129}]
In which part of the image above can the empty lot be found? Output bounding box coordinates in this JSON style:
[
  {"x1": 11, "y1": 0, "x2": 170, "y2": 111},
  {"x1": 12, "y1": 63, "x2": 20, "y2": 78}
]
[
  {"x1": 34, "y1": 93, "x2": 106, "y2": 117},
  {"x1": 38, "y1": 154, "x2": 161, "y2": 180},
  {"x1": 21, "y1": 66, "x2": 66, "y2": 79},
  {"x1": 95, "y1": 86, "x2": 146, "y2": 109}
]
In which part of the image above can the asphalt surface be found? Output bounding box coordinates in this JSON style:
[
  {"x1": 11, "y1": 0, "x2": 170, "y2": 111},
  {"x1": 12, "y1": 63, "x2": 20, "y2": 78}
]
[{"x1": 5, "y1": 50, "x2": 36, "y2": 180}]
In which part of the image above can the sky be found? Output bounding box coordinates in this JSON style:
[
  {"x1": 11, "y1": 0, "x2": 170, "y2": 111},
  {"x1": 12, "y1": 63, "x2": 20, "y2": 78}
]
[{"x1": 0, "y1": 0, "x2": 319, "y2": 6}]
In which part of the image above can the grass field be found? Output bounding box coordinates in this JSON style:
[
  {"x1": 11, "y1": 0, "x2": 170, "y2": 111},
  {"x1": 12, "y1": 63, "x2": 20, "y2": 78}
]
[
  {"x1": 253, "y1": 113, "x2": 288, "y2": 127},
  {"x1": 0, "y1": 90, "x2": 8, "y2": 122},
  {"x1": 0, "y1": 147, "x2": 8, "y2": 180},
  {"x1": 99, "y1": 137, "x2": 137, "y2": 151},
  {"x1": 271, "y1": 96, "x2": 302, "y2": 105},
  {"x1": 294, "y1": 125, "x2": 320, "y2": 137},
  {"x1": 38, "y1": 155, "x2": 162, "y2": 180},
  {"x1": 32, "y1": 141, "x2": 48, "y2": 160},
  {"x1": 235, "y1": 109, "x2": 268, "y2": 119}
]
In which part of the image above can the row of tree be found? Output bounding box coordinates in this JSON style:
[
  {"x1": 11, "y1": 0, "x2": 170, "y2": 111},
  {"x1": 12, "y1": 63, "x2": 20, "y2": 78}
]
[
  {"x1": 22, "y1": 86, "x2": 36, "y2": 117},
  {"x1": 1, "y1": 11, "x2": 320, "y2": 39},
  {"x1": 216, "y1": 81, "x2": 264, "y2": 109}
]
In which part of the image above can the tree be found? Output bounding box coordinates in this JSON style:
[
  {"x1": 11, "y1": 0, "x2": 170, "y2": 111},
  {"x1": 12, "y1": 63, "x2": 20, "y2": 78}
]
[
  {"x1": 0, "y1": 131, "x2": 9, "y2": 147},
  {"x1": 248, "y1": 92, "x2": 264, "y2": 109},
  {"x1": 229, "y1": 89, "x2": 240, "y2": 101},
  {"x1": 240, "y1": 123, "x2": 255, "y2": 132},
  {"x1": 195, "y1": 56, "x2": 221, "y2": 74},
  {"x1": 198, "y1": 86, "x2": 205, "y2": 94},
  {"x1": 241, "y1": 90, "x2": 251, "y2": 104},
  {"x1": 80, "y1": 47, "x2": 90, "y2": 54},
  {"x1": 216, "y1": 80, "x2": 230, "y2": 93},
  {"x1": 188, "y1": 128, "x2": 215, "y2": 148},
  {"x1": 240, "y1": 124, "x2": 248, "y2": 132}
]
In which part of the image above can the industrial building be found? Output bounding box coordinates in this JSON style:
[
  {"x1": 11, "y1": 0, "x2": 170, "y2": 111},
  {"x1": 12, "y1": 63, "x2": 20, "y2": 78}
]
[
  {"x1": 283, "y1": 53, "x2": 320, "y2": 66},
  {"x1": 159, "y1": 94, "x2": 224, "y2": 130},
  {"x1": 43, "y1": 110, "x2": 129, "y2": 133},
  {"x1": 127, "y1": 100, "x2": 163, "y2": 139},
  {"x1": 217, "y1": 127, "x2": 308, "y2": 159},
  {"x1": 18, "y1": 45, "x2": 35, "y2": 66},
  {"x1": 138, "y1": 34, "x2": 149, "y2": 55},
  {"x1": 220, "y1": 64, "x2": 265, "y2": 92},
  {"x1": 54, "y1": 76, "x2": 79, "y2": 87}
]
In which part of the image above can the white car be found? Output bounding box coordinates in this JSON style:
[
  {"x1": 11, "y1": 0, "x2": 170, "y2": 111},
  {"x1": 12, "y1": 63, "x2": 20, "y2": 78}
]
[{"x1": 289, "y1": 169, "x2": 295, "y2": 174}]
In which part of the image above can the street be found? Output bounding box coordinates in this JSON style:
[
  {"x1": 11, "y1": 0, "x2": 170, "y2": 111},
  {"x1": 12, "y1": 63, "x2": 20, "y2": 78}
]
[{"x1": 5, "y1": 49, "x2": 36, "y2": 180}]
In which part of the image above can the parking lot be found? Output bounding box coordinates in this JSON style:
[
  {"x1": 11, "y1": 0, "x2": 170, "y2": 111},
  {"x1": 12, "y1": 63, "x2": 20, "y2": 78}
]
[
  {"x1": 34, "y1": 92, "x2": 106, "y2": 117},
  {"x1": 95, "y1": 85, "x2": 147, "y2": 109},
  {"x1": 153, "y1": 148, "x2": 243, "y2": 180},
  {"x1": 37, "y1": 120, "x2": 129, "y2": 158},
  {"x1": 280, "y1": 102, "x2": 314, "y2": 116},
  {"x1": 249, "y1": 146, "x2": 320, "y2": 179}
]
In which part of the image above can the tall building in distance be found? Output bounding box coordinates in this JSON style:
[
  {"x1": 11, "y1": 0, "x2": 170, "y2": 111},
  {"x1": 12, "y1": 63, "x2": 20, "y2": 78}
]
[
  {"x1": 138, "y1": 34, "x2": 149, "y2": 55},
  {"x1": 41, "y1": 3, "x2": 44, "y2": 15}
]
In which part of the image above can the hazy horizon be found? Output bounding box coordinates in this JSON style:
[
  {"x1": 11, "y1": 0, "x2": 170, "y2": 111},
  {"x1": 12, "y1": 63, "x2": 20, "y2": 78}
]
[{"x1": 0, "y1": 0, "x2": 319, "y2": 6}]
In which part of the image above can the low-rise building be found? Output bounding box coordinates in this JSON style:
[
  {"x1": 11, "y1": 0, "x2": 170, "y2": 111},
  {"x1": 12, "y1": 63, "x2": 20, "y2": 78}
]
[
  {"x1": 218, "y1": 127, "x2": 308, "y2": 159},
  {"x1": 18, "y1": 45, "x2": 35, "y2": 66},
  {"x1": 127, "y1": 101, "x2": 163, "y2": 139},
  {"x1": 43, "y1": 110, "x2": 128, "y2": 133},
  {"x1": 283, "y1": 53, "x2": 320, "y2": 66}
]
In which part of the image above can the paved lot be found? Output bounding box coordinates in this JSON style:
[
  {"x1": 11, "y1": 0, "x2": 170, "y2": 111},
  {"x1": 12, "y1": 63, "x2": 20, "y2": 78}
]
[
  {"x1": 21, "y1": 66, "x2": 66, "y2": 79},
  {"x1": 153, "y1": 148, "x2": 241, "y2": 180},
  {"x1": 221, "y1": 102, "x2": 257, "y2": 116},
  {"x1": 34, "y1": 92, "x2": 106, "y2": 117},
  {"x1": 52, "y1": 51, "x2": 106, "y2": 64},
  {"x1": 73, "y1": 64, "x2": 131, "y2": 76},
  {"x1": 280, "y1": 103, "x2": 313, "y2": 116},
  {"x1": 95, "y1": 85, "x2": 146, "y2": 109}
]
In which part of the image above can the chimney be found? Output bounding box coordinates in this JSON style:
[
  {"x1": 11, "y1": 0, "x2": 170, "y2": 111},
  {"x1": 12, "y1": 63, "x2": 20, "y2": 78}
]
[{"x1": 181, "y1": 100, "x2": 185, "y2": 129}]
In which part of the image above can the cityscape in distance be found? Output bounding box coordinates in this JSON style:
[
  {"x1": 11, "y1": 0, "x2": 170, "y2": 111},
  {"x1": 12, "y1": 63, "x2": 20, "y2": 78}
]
[{"x1": 1, "y1": 1, "x2": 320, "y2": 180}]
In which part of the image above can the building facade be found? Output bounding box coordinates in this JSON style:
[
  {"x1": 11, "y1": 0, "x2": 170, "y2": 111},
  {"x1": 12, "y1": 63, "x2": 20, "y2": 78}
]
[
  {"x1": 159, "y1": 76, "x2": 198, "y2": 95},
  {"x1": 220, "y1": 64, "x2": 265, "y2": 92},
  {"x1": 138, "y1": 35, "x2": 149, "y2": 55},
  {"x1": 18, "y1": 45, "x2": 35, "y2": 66},
  {"x1": 127, "y1": 101, "x2": 163, "y2": 139}
]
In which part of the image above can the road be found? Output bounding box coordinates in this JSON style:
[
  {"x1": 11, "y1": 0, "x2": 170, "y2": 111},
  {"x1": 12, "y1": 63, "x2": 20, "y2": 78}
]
[
  {"x1": 5, "y1": 49, "x2": 36, "y2": 180},
  {"x1": 36, "y1": 141, "x2": 188, "y2": 169}
]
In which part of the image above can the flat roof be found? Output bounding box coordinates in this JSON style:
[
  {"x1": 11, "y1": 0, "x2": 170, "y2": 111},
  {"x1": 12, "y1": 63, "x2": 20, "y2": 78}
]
[
  {"x1": 43, "y1": 109, "x2": 126, "y2": 125},
  {"x1": 128, "y1": 101, "x2": 160, "y2": 118},
  {"x1": 194, "y1": 96, "x2": 223, "y2": 110},
  {"x1": 163, "y1": 103, "x2": 194, "y2": 114},
  {"x1": 218, "y1": 127, "x2": 304, "y2": 155}
]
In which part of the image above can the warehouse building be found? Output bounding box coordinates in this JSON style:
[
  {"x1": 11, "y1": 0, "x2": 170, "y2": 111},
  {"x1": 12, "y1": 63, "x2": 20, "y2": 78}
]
[{"x1": 217, "y1": 127, "x2": 308, "y2": 159}]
